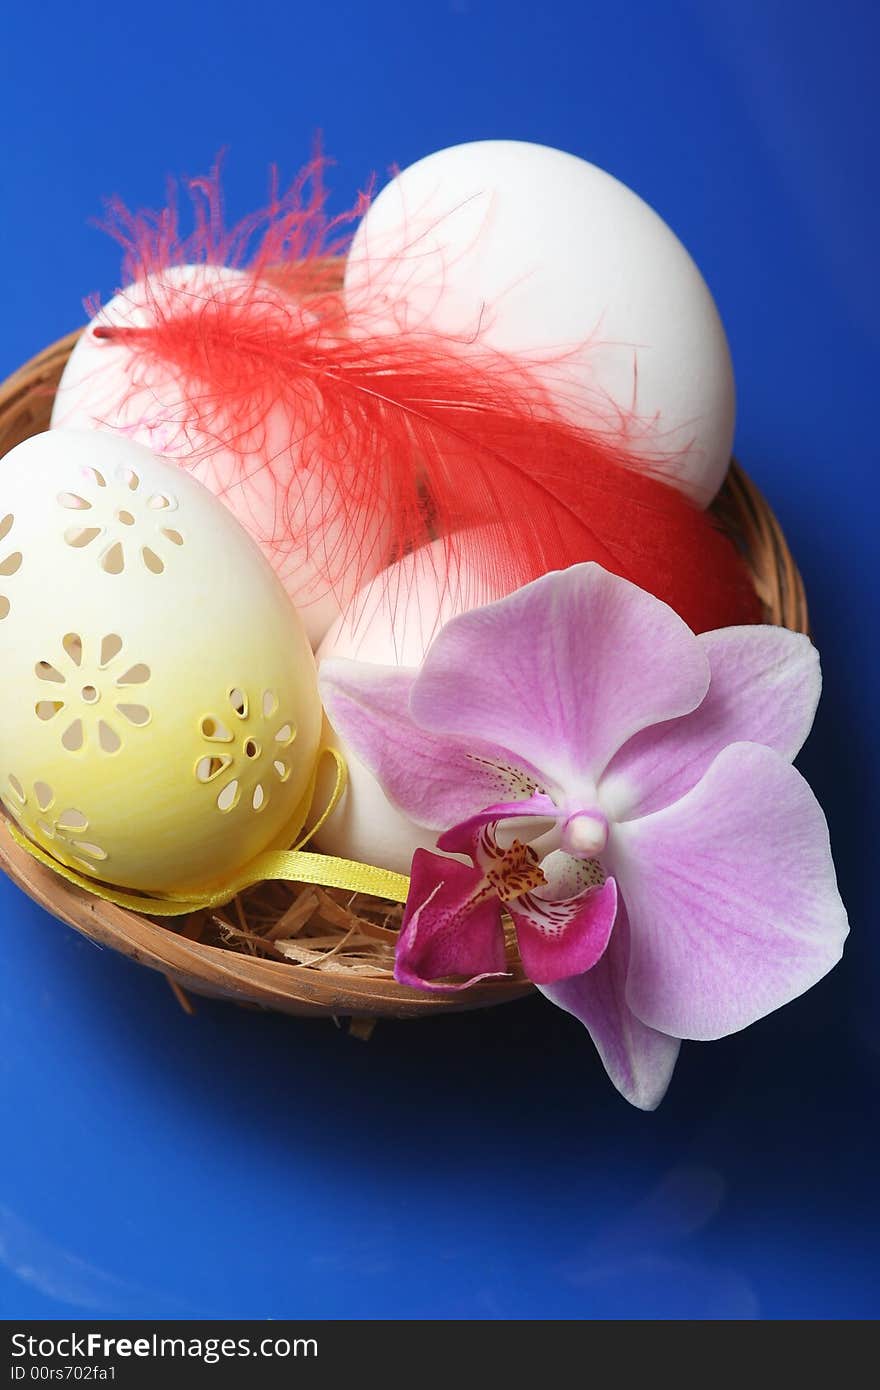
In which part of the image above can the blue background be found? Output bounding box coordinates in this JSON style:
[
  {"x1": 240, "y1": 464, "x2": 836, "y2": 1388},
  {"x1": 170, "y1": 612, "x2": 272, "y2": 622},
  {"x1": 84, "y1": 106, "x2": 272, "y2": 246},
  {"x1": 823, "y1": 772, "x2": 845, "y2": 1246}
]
[{"x1": 0, "y1": 0, "x2": 877, "y2": 1321}]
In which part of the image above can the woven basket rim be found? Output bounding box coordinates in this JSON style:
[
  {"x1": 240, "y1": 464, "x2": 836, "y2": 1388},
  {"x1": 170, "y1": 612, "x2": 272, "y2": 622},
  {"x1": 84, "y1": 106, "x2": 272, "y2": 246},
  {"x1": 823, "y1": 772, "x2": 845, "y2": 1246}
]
[{"x1": 0, "y1": 328, "x2": 808, "y2": 1019}]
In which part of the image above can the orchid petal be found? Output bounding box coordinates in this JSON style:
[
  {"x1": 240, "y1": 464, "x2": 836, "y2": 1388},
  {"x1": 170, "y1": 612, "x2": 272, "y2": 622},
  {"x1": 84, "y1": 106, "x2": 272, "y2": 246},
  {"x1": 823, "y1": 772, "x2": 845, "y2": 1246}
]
[
  {"x1": 601, "y1": 626, "x2": 821, "y2": 820},
  {"x1": 437, "y1": 795, "x2": 561, "y2": 858},
  {"x1": 394, "y1": 848, "x2": 508, "y2": 991},
  {"x1": 410, "y1": 564, "x2": 710, "y2": 786},
  {"x1": 540, "y1": 907, "x2": 680, "y2": 1110},
  {"x1": 320, "y1": 660, "x2": 547, "y2": 829},
  {"x1": 511, "y1": 876, "x2": 617, "y2": 984},
  {"x1": 608, "y1": 742, "x2": 849, "y2": 1040}
]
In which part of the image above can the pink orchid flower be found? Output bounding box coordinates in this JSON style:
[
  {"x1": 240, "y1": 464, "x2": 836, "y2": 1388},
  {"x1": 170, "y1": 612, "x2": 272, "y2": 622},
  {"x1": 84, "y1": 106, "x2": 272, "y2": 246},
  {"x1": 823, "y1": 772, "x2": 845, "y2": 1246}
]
[{"x1": 320, "y1": 564, "x2": 848, "y2": 1109}]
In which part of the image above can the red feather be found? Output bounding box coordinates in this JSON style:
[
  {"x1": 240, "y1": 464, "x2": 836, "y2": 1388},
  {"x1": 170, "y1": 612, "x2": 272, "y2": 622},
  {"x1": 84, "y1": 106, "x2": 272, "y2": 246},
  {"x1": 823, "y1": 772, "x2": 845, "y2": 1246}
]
[{"x1": 89, "y1": 158, "x2": 761, "y2": 634}]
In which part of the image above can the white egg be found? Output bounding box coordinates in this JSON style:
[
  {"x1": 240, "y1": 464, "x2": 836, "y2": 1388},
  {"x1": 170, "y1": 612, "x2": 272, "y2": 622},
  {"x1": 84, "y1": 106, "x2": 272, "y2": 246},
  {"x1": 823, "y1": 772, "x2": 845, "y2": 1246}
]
[
  {"x1": 52, "y1": 265, "x2": 387, "y2": 645},
  {"x1": 345, "y1": 140, "x2": 734, "y2": 507},
  {"x1": 0, "y1": 430, "x2": 322, "y2": 895},
  {"x1": 313, "y1": 532, "x2": 507, "y2": 876}
]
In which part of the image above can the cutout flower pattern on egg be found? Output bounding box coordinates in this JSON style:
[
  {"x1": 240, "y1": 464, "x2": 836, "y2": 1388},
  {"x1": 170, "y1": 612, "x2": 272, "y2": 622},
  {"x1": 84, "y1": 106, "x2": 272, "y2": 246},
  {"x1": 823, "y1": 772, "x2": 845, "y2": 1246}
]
[
  {"x1": 197, "y1": 686, "x2": 297, "y2": 815},
  {"x1": 34, "y1": 632, "x2": 151, "y2": 753},
  {"x1": 0, "y1": 512, "x2": 23, "y2": 620},
  {"x1": 58, "y1": 461, "x2": 184, "y2": 575},
  {"x1": 1, "y1": 775, "x2": 108, "y2": 873}
]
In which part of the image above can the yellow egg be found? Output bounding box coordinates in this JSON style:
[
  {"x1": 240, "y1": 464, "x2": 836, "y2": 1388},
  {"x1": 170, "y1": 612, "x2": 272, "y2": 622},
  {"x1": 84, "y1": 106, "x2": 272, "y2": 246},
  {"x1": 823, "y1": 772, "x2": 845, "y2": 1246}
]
[{"x1": 0, "y1": 430, "x2": 322, "y2": 895}]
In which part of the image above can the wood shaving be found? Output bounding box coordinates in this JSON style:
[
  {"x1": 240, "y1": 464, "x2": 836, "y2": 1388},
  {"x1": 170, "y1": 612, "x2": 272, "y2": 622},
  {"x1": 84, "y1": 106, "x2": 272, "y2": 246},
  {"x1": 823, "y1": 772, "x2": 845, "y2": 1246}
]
[{"x1": 179, "y1": 879, "x2": 407, "y2": 979}]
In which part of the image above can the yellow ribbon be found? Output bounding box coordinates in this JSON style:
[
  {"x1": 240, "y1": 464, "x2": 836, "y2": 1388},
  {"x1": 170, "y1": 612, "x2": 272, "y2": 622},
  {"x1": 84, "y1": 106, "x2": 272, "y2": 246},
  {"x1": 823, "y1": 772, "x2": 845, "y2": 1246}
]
[{"x1": 6, "y1": 746, "x2": 410, "y2": 916}]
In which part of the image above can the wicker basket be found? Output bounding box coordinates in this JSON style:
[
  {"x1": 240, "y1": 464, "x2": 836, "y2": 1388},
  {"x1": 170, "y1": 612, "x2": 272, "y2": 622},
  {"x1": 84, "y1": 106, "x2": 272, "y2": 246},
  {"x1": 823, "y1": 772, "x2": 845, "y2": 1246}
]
[{"x1": 0, "y1": 330, "x2": 808, "y2": 1021}]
